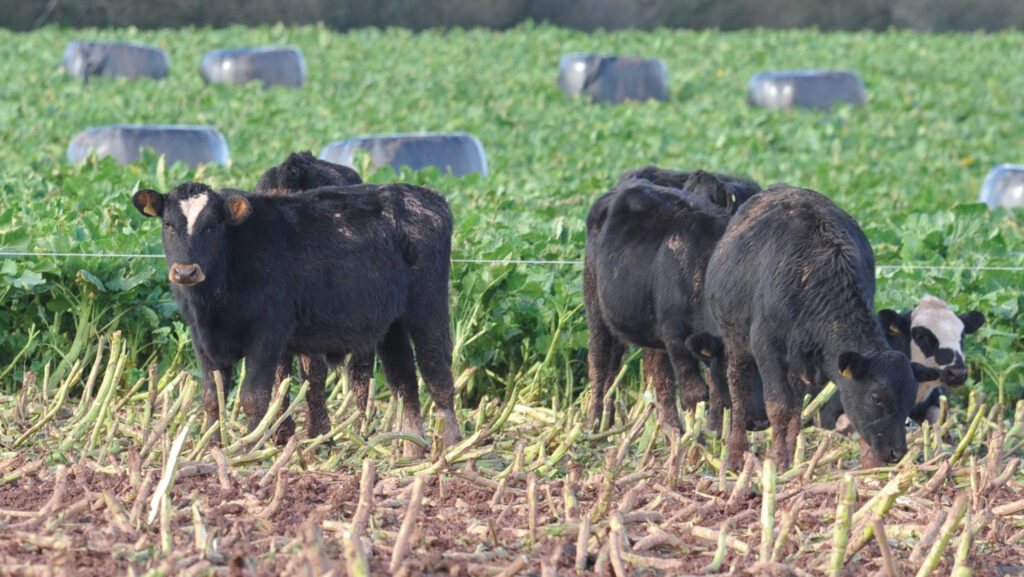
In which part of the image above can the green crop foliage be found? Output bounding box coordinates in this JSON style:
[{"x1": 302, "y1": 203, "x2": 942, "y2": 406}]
[{"x1": 1, "y1": 23, "x2": 1022, "y2": 408}]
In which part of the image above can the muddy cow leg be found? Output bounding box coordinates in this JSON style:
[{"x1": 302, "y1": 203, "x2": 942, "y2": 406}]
[
  {"x1": 585, "y1": 313, "x2": 626, "y2": 432},
  {"x1": 584, "y1": 263, "x2": 622, "y2": 431},
  {"x1": 240, "y1": 339, "x2": 291, "y2": 445},
  {"x1": 643, "y1": 348, "x2": 683, "y2": 435},
  {"x1": 199, "y1": 349, "x2": 233, "y2": 443},
  {"x1": 751, "y1": 338, "x2": 797, "y2": 470},
  {"x1": 725, "y1": 349, "x2": 757, "y2": 471},
  {"x1": 377, "y1": 322, "x2": 425, "y2": 457},
  {"x1": 407, "y1": 317, "x2": 461, "y2": 451},
  {"x1": 347, "y1": 351, "x2": 375, "y2": 415},
  {"x1": 300, "y1": 354, "x2": 331, "y2": 439}
]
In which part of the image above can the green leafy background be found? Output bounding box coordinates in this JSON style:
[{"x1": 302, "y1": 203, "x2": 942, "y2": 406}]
[{"x1": 1, "y1": 23, "x2": 1022, "y2": 408}]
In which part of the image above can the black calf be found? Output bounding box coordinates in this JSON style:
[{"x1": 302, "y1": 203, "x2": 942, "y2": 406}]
[{"x1": 132, "y1": 181, "x2": 461, "y2": 455}]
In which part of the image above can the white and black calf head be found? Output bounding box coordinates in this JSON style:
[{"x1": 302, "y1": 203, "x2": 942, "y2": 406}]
[
  {"x1": 879, "y1": 296, "x2": 984, "y2": 397},
  {"x1": 131, "y1": 183, "x2": 252, "y2": 286},
  {"x1": 909, "y1": 296, "x2": 984, "y2": 387}
]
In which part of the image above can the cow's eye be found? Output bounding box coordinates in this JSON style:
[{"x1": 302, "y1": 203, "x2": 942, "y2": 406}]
[{"x1": 202, "y1": 223, "x2": 216, "y2": 234}]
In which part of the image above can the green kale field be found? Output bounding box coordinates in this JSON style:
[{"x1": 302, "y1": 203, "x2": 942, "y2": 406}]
[{"x1": 1, "y1": 23, "x2": 1023, "y2": 576}]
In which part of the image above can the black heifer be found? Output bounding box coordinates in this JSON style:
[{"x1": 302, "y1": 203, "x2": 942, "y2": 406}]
[
  {"x1": 618, "y1": 166, "x2": 762, "y2": 214},
  {"x1": 132, "y1": 182, "x2": 461, "y2": 455},
  {"x1": 584, "y1": 179, "x2": 735, "y2": 434},
  {"x1": 252, "y1": 151, "x2": 376, "y2": 435},
  {"x1": 822, "y1": 296, "x2": 984, "y2": 429},
  {"x1": 706, "y1": 184, "x2": 932, "y2": 470}
]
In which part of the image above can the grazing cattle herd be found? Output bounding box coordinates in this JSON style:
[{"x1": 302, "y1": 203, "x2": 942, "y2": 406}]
[{"x1": 137, "y1": 152, "x2": 987, "y2": 470}]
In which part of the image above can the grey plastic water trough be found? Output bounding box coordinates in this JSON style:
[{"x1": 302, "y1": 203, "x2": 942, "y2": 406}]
[
  {"x1": 748, "y1": 70, "x2": 866, "y2": 111},
  {"x1": 558, "y1": 53, "x2": 669, "y2": 104},
  {"x1": 979, "y1": 164, "x2": 1024, "y2": 210},
  {"x1": 62, "y1": 40, "x2": 169, "y2": 81},
  {"x1": 320, "y1": 132, "x2": 488, "y2": 177},
  {"x1": 67, "y1": 124, "x2": 230, "y2": 168},
  {"x1": 200, "y1": 46, "x2": 306, "y2": 88}
]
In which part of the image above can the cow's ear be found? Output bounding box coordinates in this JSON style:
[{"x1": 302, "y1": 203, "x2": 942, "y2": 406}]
[
  {"x1": 960, "y1": 310, "x2": 985, "y2": 334},
  {"x1": 878, "y1": 309, "x2": 909, "y2": 337},
  {"x1": 910, "y1": 362, "x2": 940, "y2": 383},
  {"x1": 837, "y1": 351, "x2": 870, "y2": 380},
  {"x1": 911, "y1": 326, "x2": 939, "y2": 355},
  {"x1": 223, "y1": 194, "x2": 252, "y2": 225},
  {"x1": 132, "y1": 189, "x2": 164, "y2": 218},
  {"x1": 684, "y1": 333, "x2": 722, "y2": 361}
]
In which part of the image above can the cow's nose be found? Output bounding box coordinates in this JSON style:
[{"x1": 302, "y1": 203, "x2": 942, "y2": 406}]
[
  {"x1": 943, "y1": 366, "x2": 968, "y2": 386},
  {"x1": 887, "y1": 447, "x2": 905, "y2": 463},
  {"x1": 170, "y1": 263, "x2": 205, "y2": 286}
]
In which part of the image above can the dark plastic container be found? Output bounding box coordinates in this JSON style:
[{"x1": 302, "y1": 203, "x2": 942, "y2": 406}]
[
  {"x1": 200, "y1": 46, "x2": 306, "y2": 88},
  {"x1": 63, "y1": 40, "x2": 169, "y2": 81},
  {"x1": 558, "y1": 53, "x2": 669, "y2": 104},
  {"x1": 320, "y1": 132, "x2": 488, "y2": 177},
  {"x1": 748, "y1": 70, "x2": 866, "y2": 111},
  {"x1": 67, "y1": 124, "x2": 230, "y2": 168},
  {"x1": 979, "y1": 164, "x2": 1024, "y2": 209}
]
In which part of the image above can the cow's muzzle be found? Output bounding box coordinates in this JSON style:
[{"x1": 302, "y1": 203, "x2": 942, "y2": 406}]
[
  {"x1": 941, "y1": 365, "x2": 968, "y2": 386},
  {"x1": 169, "y1": 263, "x2": 206, "y2": 286}
]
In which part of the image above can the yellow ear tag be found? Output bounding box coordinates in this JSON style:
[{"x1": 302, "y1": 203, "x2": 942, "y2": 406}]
[
  {"x1": 889, "y1": 324, "x2": 901, "y2": 335},
  {"x1": 143, "y1": 203, "x2": 158, "y2": 217},
  {"x1": 700, "y1": 348, "x2": 713, "y2": 358},
  {"x1": 840, "y1": 367, "x2": 853, "y2": 379}
]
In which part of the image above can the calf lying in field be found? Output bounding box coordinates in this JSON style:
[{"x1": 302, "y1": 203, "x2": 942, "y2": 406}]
[
  {"x1": 252, "y1": 151, "x2": 375, "y2": 437},
  {"x1": 132, "y1": 181, "x2": 461, "y2": 455},
  {"x1": 706, "y1": 184, "x2": 936, "y2": 470},
  {"x1": 584, "y1": 173, "x2": 765, "y2": 435}
]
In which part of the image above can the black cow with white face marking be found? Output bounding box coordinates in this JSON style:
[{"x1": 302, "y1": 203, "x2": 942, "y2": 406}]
[
  {"x1": 252, "y1": 151, "x2": 374, "y2": 439},
  {"x1": 132, "y1": 181, "x2": 461, "y2": 455},
  {"x1": 705, "y1": 184, "x2": 935, "y2": 470}
]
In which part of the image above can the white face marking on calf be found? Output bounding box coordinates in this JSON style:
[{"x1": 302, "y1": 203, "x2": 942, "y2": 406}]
[
  {"x1": 910, "y1": 295, "x2": 965, "y2": 401},
  {"x1": 179, "y1": 194, "x2": 210, "y2": 236},
  {"x1": 910, "y1": 296, "x2": 964, "y2": 365}
]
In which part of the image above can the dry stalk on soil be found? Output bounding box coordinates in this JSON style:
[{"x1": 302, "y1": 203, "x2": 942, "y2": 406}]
[{"x1": 1, "y1": 354, "x2": 1023, "y2": 576}]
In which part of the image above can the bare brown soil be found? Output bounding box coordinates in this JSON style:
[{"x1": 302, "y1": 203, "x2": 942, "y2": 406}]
[{"x1": 2, "y1": 447, "x2": 1023, "y2": 577}]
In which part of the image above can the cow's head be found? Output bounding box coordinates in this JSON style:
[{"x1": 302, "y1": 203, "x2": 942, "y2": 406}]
[
  {"x1": 908, "y1": 295, "x2": 985, "y2": 387},
  {"x1": 836, "y1": 350, "x2": 938, "y2": 463},
  {"x1": 132, "y1": 183, "x2": 252, "y2": 287},
  {"x1": 684, "y1": 170, "x2": 736, "y2": 214},
  {"x1": 253, "y1": 151, "x2": 362, "y2": 196}
]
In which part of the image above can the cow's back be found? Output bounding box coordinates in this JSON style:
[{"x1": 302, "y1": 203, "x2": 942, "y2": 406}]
[
  {"x1": 707, "y1": 184, "x2": 876, "y2": 350},
  {"x1": 587, "y1": 181, "x2": 728, "y2": 346}
]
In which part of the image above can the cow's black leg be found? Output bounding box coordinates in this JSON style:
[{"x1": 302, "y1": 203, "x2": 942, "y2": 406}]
[
  {"x1": 751, "y1": 336, "x2": 796, "y2": 470},
  {"x1": 705, "y1": 352, "x2": 731, "y2": 436},
  {"x1": 407, "y1": 318, "x2": 462, "y2": 451},
  {"x1": 586, "y1": 313, "x2": 623, "y2": 432},
  {"x1": 198, "y1": 348, "x2": 233, "y2": 443},
  {"x1": 240, "y1": 340, "x2": 291, "y2": 445},
  {"x1": 643, "y1": 349, "x2": 683, "y2": 435},
  {"x1": 667, "y1": 339, "x2": 708, "y2": 414},
  {"x1": 300, "y1": 354, "x2": 331, "y2": 439},
  {"x1": 347, "y1": 351, "x2": 375, "y2": 415},
  {"x1": 725, "y1": 347, "x2": 757, "y2": 471},
  {"x1": 376, "y1": 322, "x2": 424, "y2": 457},
  {"x1": 584, "y1": 263, "x2": 610, "y2": 431}
]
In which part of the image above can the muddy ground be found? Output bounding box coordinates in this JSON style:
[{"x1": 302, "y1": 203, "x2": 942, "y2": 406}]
[{"x1": 2, "y1": 443, "x2": 1023, "y2": 577}]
